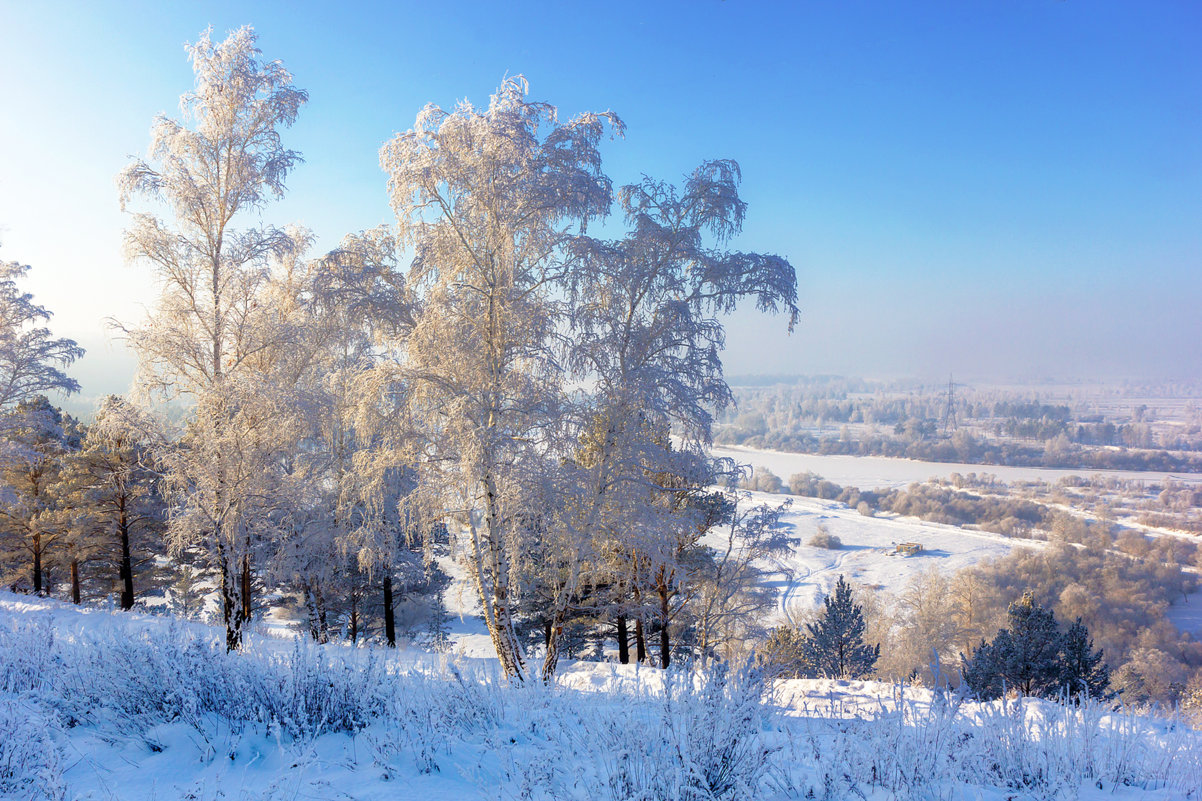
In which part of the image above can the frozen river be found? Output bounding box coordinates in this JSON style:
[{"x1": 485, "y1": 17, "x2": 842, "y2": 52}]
[{"x1": 711, "y1": 445, "x2": 1202, "y2": 491}]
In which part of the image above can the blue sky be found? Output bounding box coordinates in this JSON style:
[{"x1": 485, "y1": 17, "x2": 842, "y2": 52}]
[{"x1": 0, "y1": 0, "x2": 1199, "y2": 409}]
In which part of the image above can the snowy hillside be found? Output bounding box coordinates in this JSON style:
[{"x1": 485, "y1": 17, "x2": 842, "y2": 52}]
[
  {"x1": 3, "y1": 594, "x2": 1199, "y2": 801},
  {"x1": 733, "y1": 491, "x2": 1035, "y2": 624},
  {"x1": 432, "y1": 489, "x2": 1032, "y2": 657}
]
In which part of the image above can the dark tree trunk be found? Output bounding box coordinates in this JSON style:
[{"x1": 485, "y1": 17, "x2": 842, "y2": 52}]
[
  {"x1": 221, "y1": 560, "x2": 242, "y2": 652},
  {"x1": 70, "y1": 559, "x2": 80, "y2": 604},
  {"x1": 659, "y1": 587, "x2": 671, "y2": 669},
  {"x1": 221, "y1": 560, "x2": 232, "y2": 629},
  {"x1": 225, "y1": 620, "x2": 240, "y2": 652},
  {"x1": 319, "y1": 597, "x2": 328, "y2": 640},
  {"x1": 541, "y1": 607, "x2": 568, "y2": 682},
  {"x1": 240, "y1": 554, "x2": 252, "y2": 622},
  {"x1": 118, "y1": 505, "x2": 134, "y2": 610},
  {"x1": 383, "y1": 573, "x2": 396, "y2": 648},
  {"x1": 32, "y1": 532, "x2": 43, "y2": 595},
  {"x1": 348, "y1": 591, "x2": 359, "y2": 644},
  {"x1": 544, "y1": 620, "x2": 552, "y2": 649},
  {"x1": 635, "y1": 617, "x2": 646, "y2": 663},
  {"x1": 617, "y1": 614, "x2": 629, "y2": 664}
]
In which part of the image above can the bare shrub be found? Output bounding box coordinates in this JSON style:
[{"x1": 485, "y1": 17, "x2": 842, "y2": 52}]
[
  {"x1": 808, "y1": 524, "x2": 842, "y2": 549},
  {"x1": 740, "y1": 467, "x2": 783, "y2": 494}
]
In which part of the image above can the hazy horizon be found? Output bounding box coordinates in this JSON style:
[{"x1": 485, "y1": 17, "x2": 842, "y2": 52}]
[{"x1": 2, "y1": 0, "x2": 1199, "y2": 413}]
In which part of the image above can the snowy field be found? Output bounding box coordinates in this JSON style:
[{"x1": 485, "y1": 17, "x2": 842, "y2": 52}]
[
  {"x1": 3, "y1": 594, "x2": 1201, "y2": 801},
  {"x1": 1167, "y1": 590, "x2": 1202, "y2": 640},
  {"x1": 713, "y1": 444, "x2": 1202, "y2": 490},
  {"x1": 726, "y1": 489, "x2": 1202, "y2": 638},
  {"x1": 731, "y1": 491, "x2": 1036, "y2": 625}
]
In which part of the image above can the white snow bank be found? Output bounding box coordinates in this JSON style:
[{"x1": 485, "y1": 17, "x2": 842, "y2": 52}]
[{"x1": 2, "y1": 594, "x2": 1199, "y2": 801}]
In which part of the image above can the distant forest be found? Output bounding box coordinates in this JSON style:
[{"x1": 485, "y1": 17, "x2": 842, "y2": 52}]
[{"x1": 715, "y1": 377, "x2": 1202, "y2": 473}]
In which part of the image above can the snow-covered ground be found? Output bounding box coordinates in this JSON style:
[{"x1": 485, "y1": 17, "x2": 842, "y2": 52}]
[
  {"x1": 733, "y1": 491, "x2": 1035, "y2": 625},
  {"x1": 1168, "y1": 589, "x2": 1202, "y2": 639},
  {"x1": 713, "y1": 444, "x2": 1202, "y2": 490},
  {"x1": 740, "y1": 489, "x2": 1202, "y2": 638},
  {"x1": 3, "y1": 594, "x2": 1200, "y2": 801},
  {"x1": 719, "y1": 452, "x2": 1202, "y2": 637}
]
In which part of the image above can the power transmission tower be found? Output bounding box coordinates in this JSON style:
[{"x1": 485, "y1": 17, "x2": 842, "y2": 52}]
[{"x1": 941, "y1": 375, "x2": 958, "y2": 435}]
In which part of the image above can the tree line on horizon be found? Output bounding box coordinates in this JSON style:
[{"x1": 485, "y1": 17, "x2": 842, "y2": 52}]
[{"x1": 716, "y1": 382, "x2": 1202, "y2": 472}]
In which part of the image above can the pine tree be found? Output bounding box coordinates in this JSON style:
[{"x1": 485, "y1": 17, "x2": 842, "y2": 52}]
[
  {"x1": 991, "y1": 592, "x2": 1062, "y2": 697},
  {"x1": 57, "y1": 396, "x2": 164, "y2": 610},
  {"x1": 802, "y1": 575, "x2": 879, "y2": 679},
  {"x1": 167, "y1": 562, "x2": 204, "y2": 620},
  {"x1": 961, "y1": 638, "x2": 1004, "y2": 698},
  {"x1": 756, "y1": 624, "x2": 813, "y2": 679},
  {"x1": 960, "y1": 592, "x2": 1093, "y2": 700},
  {"x1": 426, "y1": 586, "x2": 451, "y2": 653},
  {"x1": 1059, "y1": 617, "x2": 1111, "y2": 700},
  {"x1": 0, "y1": 398, "x2": 79, "y2": 595}
]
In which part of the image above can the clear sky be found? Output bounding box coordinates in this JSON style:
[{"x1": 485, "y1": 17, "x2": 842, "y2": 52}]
[{"x1": 1, "y1": 0, "x2": 1199, "y2": 413}]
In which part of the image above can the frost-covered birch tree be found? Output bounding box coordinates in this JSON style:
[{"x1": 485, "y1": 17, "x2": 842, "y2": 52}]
[
  {"x1": 117, "y1": 25, "x2": 308, "y2": 650},
  {"x1": 693, "y1": 492, "x2": 792, "y2": 665},
  {"x1": 562, "y1": 160, "x2": 799, "y2": 669},
  {"x1": 569, "y1": 160, "x2": 798, "y2": 449},
  {"x1": 0, "y1": 260, "x2": 83, "y2": 418},
  {"x1": 379, "y1": 78, "x2": 620, "y2": 680},
  {"x1": 282, "y1": 229, "x2": 418, "y2": 646}
]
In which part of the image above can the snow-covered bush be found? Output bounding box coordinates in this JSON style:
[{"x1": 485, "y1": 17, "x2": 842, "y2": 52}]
[
  {"x1": 807, "y1": 523, "x2": 841, "y2": 549},
  {"x1": 768, "y1": 684, "x2": 1202, "y2": 800},
  {"x1": 367, "y1": 660, "x2": 503, "y2": 778},
  {"x1": 740, "y1": 467, "x2": 784, "y2": 494},
  {"x1": 0, "y1": 616, "x2": 55, "y2": 696},
  {"x1": 0, "y1": 698, "x2": 66, "y2": 801},
  {"x1": 1, "y1": 615, "x2": 387, "y2": 747},
  {"x1": 249, "y1": 638, "x2": 386, "y2": 740},
  {"x1": 644, "y1": 665, "x2": 773, "y2": 800},
  {"x1": 2, "y1": 599, "x2": 1200, "y2": 799},
  {"x1": 503, "y1": 665, "x2": 774, "y2": 800}
]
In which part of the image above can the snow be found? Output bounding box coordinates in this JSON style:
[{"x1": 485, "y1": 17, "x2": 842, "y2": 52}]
[
  {"x1": 3, "y1": 593, "x2": 1199, "y2": 801},
  {"x1": 1167, "y1": 589, "x2": 1202, "y2": 638},
  {"x1": 713, "y1": 444, "x2": 1202, "y2": 490},
  {"x1": 439, "y1": 544, "x2": 508, "y2": 659},
  {"x1": 730, "y1": 491, "x2": 1036, "y2": 624}
]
